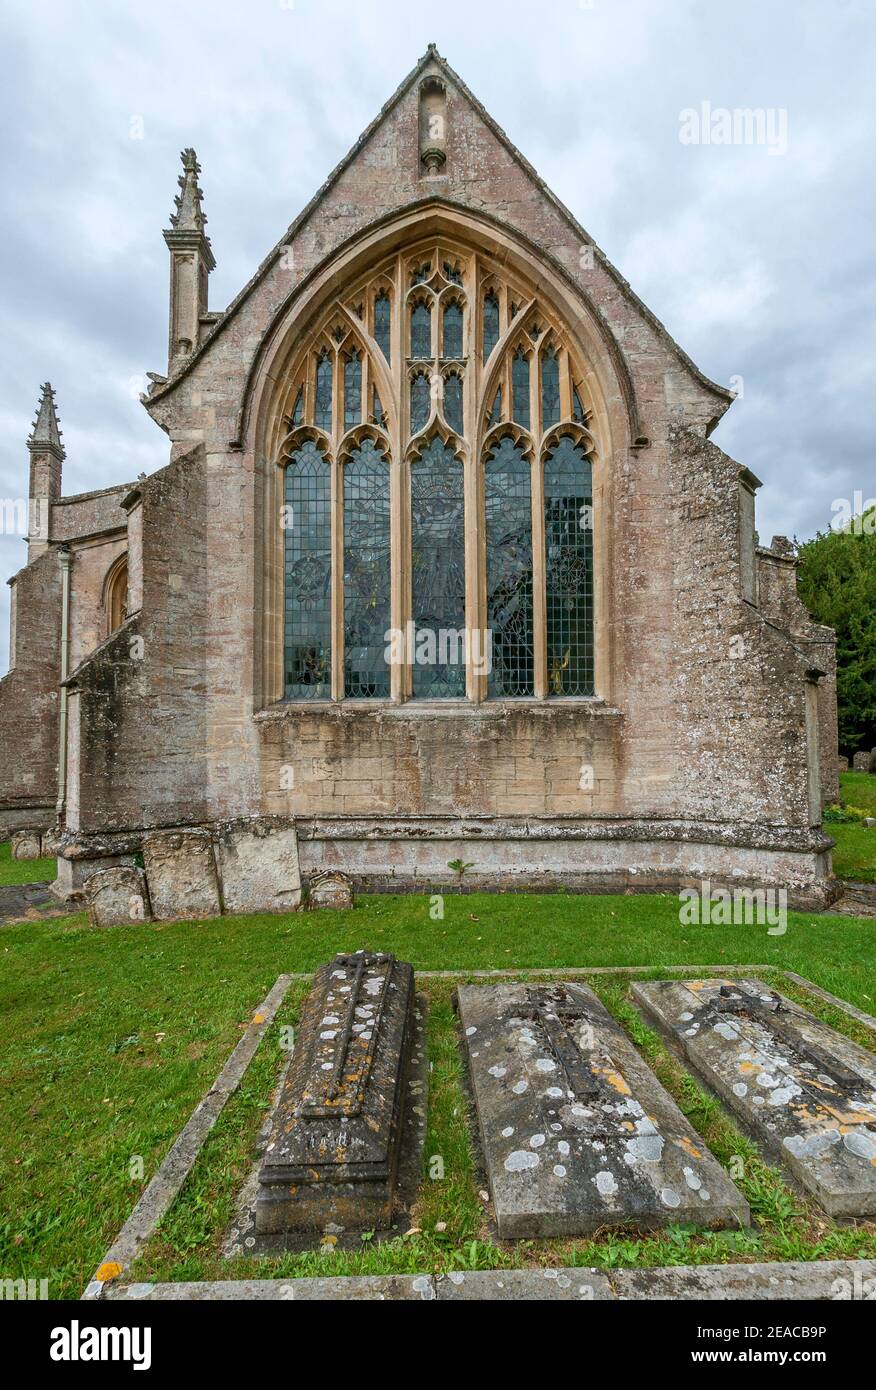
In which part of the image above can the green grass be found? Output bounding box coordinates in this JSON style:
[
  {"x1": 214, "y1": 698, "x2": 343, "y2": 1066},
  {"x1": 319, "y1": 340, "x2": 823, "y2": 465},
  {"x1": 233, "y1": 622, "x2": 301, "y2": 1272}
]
[
  {"x1": 0, "y1": 840, "x2": 56, "y2": 886},
  {"x1": 829, "y1": 824, "x2": 876, "y2": 882},
  {"x1": 0, "y1": 892, "x2": 874, "y2": 1297},
  {"x1": 830, "y1": 771, "x2": 876, "y2": 881},
  {"x1": 839, "y1": 770, "x2": 876, "y2": 815}
]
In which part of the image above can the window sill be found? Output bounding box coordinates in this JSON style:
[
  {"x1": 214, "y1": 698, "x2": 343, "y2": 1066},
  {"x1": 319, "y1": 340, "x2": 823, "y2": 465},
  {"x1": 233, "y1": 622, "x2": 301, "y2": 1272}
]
[{"x1": 254, "y1": 696, "x2": 621, "y2": 722}]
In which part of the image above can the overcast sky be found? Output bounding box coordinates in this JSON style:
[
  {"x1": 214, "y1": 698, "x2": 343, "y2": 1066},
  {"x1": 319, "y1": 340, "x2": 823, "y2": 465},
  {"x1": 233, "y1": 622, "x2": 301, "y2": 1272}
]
[{"x1": 1, "y1": 0, "x2": 874, "y2": 673}]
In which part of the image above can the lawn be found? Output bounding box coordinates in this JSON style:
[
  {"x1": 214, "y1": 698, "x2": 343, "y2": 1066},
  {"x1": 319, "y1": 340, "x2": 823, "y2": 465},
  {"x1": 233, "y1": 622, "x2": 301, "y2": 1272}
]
[
  {"x1": 829, "y1": 771, "x2": 876, "y2": 882},
  {"x1": 0, "y1": 892, "x2": 874, "y2": 1298},
  {"x1": 0, "y1": 840, "x2": 56, "y2": 887}
]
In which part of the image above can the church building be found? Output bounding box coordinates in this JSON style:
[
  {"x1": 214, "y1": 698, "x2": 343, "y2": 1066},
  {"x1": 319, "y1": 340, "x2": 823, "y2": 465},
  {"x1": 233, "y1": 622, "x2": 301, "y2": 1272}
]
[{"x1": 0, "y1": 47, "x2": 839, "y2": 916}]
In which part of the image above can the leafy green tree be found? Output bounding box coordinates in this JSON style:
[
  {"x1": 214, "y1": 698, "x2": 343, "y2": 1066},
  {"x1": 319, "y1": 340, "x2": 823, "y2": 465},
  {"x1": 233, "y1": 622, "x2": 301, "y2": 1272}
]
[{"x1": 796, "y1": 508, "x2": 876, "y2": 756}]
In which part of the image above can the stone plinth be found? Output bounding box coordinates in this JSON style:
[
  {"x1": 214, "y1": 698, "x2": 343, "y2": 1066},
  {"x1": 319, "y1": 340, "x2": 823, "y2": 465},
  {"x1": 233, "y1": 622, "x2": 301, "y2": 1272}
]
[
  {"x1": 632, "y1": 978, "x2": 876, "y2": 1219},
  {"x1": 256, "y1": 951, "x2": 415, "y2": 1236},
  {"x1": 142, "y1": 830, "x2": 221, "y2": 921},
  {"x1": 85, "y1": 867, "x2": 151, "y2": 927},
  {"x1": 457, "y1": 981, "x2": 749, "y2": 1238}
]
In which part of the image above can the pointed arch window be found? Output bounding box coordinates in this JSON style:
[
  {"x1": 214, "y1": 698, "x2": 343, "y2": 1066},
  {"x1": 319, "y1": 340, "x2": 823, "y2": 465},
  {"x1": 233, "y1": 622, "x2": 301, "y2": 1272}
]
[
  {"x1": 284, "y1": 439, "x2": 332, "y2": 699},
  {"x1": 410, "y1": 439, "x2": 466, "y2": 698},
  {"x1": 276, "y1": 244, "x2": 599, "y2": 706},
  {"x1": 411, "y1": 372, "x2": 431, "y2": 434},
  {"x1": 541, "y1": 346, "x2": 561, "y2": 429},
  {"x1": 485, "y1": 438, "x2": 534, "y2": 697},
  {"x1": 344, "y1": 349, "x2": 362, "y2": 429},
  {"x1": 315, "y1": 351, "x2": 333, "y2": 431},
  {"x1": 344, "y1": 439, "x2": 390, "y2": 698},
  {"x1": 374, "y1": 291, "x2": 391, "y2": 362},
  {"x1": 442, "y1": 300, "x2": 463, "y2": 358},
  {"x1": 483, "y1": 291, "x2": 500, "y2": 361},
  {"x1": 444, "y1": 372, "x2": 463, "y2": 435},
  {"x1": 411, "y1": 301, "x2": 432, "y2": 359},
  {"x1": 544, "y1": 436, "x2": 594, "y2": 696}
]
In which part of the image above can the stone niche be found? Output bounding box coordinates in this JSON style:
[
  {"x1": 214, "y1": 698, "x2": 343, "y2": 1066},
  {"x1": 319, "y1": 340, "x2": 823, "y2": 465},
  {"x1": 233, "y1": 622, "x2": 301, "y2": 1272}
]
[
  {"x1": 632, "y1": 978, "x2": 876, "y2": 1219},
  {"x1": 256, "y1": 952, "x2": 416, "y2": 1237},
  {"x1": 458, "y1": 981, "x2": 749, "y2": 1238}
]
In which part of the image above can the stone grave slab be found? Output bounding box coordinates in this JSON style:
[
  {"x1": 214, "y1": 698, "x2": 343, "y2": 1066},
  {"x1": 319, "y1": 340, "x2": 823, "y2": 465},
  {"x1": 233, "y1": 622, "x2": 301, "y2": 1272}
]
[
  {"x1": 457, "y1": 981, "x2": 749, "y2": 1238},
  {"x1": 631, "y1": 978, "x2": 876, "y2": 1218},
  {"x1": 255, "y1": 951, "x2": 417, "y2": 1237}
]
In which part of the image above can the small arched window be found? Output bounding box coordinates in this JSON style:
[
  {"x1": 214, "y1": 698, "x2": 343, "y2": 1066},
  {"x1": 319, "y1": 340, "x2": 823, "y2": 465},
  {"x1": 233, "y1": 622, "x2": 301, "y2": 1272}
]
[
  {"x1": 105, "y1": 555, "x2": 129, "y2": 636},
  {"x1": 374, "y1": 292, "x2": 391, "y2": 362},
  {"x1": 442, "y1": 300, "x2": 463, "y2": 358},
  {"x1": 483, "y1": 291, "x2": 500, "y2": 361},
  {"x1": 411, "y1": 301, "x2": 432, "y2": 359}
]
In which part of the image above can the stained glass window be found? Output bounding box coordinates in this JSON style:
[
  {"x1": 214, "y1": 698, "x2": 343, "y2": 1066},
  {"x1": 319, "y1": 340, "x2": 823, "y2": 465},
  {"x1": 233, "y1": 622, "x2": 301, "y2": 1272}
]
[
  {"x1": 291, "y1": 389, "x2": 304, "y2": 426},
  {"x1": 373, "y1": 388, "x2": 385, "y2": 427},
  {"x1": 512, "y1": 349, "x2": 530, "y2": 428},
  {"x1": 442, "y1": 300, "x2": 463, "y2": 358},
  {"x1": 344, "y1": 439, "x2": 390, "y2": 698},
  {"x1": 344, "y1": 349, "x2": 362, "y2": 430},
  {"x1": 374, "y1": 292, "x2": 391, "y2": 362},
  {"x1": 315, "y1": 350, "x2": 333, "y2": 431},
  {"x1": 411, "y1": 372, "x2": 431, "y2": 434},
  {"x1": 284, "y1": 440, "x2": 331, "y2": 699},
  {"x1": 541, "y1": 346, "x2": 560, "y2": 429},
  {"x1": 410, "y1": 439, "x2": 466, "y2": 698},
  {"x1": 483, "y1": 292, "x2": 499, "y2": 361},
  {"x1": 444, "y1": 373, "x2": 463, "y2": 435},
  {"x1": 411, "y1": 301, "x2": 432, "y2": 359},
  {"x1": 573, "y1": 387, "x2": 586, "y2": 423},
  {"x1": 485, "y1": 437, "x2": 534, "y2": 697},
  {"x1": 488, "y1": 387, "x2": 502, "y2": 426},
  {"x1": 443, "y1": 261, "x2": 462, "y2": 284},
  {"x1": 544, "y1": 436, "x2": 594, "y2": 697}
]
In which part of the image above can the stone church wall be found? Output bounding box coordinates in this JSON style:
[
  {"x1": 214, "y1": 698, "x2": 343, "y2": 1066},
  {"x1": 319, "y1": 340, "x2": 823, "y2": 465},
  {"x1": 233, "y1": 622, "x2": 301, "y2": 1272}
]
[{"x1": 0, "y1": 548, "x2": 61, "y2": 832}]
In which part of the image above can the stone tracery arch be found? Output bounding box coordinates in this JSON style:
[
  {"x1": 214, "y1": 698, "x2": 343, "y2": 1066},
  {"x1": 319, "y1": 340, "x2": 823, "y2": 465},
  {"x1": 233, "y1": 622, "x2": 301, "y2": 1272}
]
[{"x1": 252, "y1": 205, "x2": 629, "y2": 707}]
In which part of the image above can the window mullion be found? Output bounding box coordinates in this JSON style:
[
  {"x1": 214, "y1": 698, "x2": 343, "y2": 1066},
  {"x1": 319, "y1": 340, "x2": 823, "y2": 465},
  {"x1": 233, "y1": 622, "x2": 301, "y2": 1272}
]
[{"x1": 532, "y1": 449, "x2": 548, "y2": 700}]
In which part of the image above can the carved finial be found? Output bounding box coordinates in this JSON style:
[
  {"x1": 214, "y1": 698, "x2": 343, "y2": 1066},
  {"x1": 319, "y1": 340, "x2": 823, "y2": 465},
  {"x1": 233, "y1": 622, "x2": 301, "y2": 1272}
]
[
  {"x1": 27, "y1": 382, "x2": 65, "y2": 458},
  {"x1": 169, "y1": 147, "x2": 210, "y2": 237}
]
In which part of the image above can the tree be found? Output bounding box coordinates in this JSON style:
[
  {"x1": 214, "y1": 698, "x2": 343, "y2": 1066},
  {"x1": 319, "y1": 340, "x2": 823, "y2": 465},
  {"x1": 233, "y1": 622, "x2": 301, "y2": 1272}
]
[{"x1": 796, "y1": 508, "x2": 876, "y2": 756}]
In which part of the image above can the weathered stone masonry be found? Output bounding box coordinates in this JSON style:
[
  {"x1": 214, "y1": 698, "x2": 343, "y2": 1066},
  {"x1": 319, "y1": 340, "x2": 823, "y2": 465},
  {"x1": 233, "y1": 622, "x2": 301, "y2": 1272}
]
[{"x1": 0, "y1": 47, "x2": 838, "y2": 913}]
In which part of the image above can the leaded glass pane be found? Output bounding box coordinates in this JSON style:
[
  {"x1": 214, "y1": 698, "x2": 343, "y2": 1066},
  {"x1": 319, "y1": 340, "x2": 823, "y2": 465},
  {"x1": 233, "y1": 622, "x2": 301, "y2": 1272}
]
[
  {"x1": 512, "y1": 349, "x2": 530, "y2": 428},
  {"x1": 373, "y1": 388, "x2": 385, "y2": 427},
  {"x1": 573, "y1": 387, "x2": 586, "y2": 423},
  {"x1": 488, "y1": 387, "x2": 502, "y2": 426},
  {"x1": 284, "y1": 440, "x2": 331, "y2": 699},
  {"x1": 442, "y1": 300, "x2": 463, "y2": 358},
  {"x1": 410, "y1": 439, "x2": 466, "y2": 698},
  {"x1": 544, "y1": 436, "x2": 594, "y2": 697},
  {"x1": 411, "y1": 372, "x2": 431, "y2": 434},
  {"x1": 374, "y1": 292, "x2": 391, "y2": 363},
  {"x1": 444, "y1": 373, "x2": 463, "y2": 435},
  {"x1": 541, "y1": 347, "x2": 561, "y2": 429},
  {"x1": 443, "y1": 261, "x2": 462, "y2": 285},
  {"x1": 483, "y1": 291, "x2": 500, "y2": 361},
  {"x1": 315, "y1": 351, "x2": 333, "y2": 431},
  {"x1": 344, "y1": 349, "x2": 362, "y2": 430},
  {"x1": 485, "y1": 437, "x2": 534, "y2": 697},
  {"x1": 411, "y1": 301, "x2": 432, "y2": 358},
  {"x1": 291, "y1": 389, "x2": 304, "y2": 426},
  {"x1": 344, "y1": 439, "x2": 390, "y2": 698}
]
